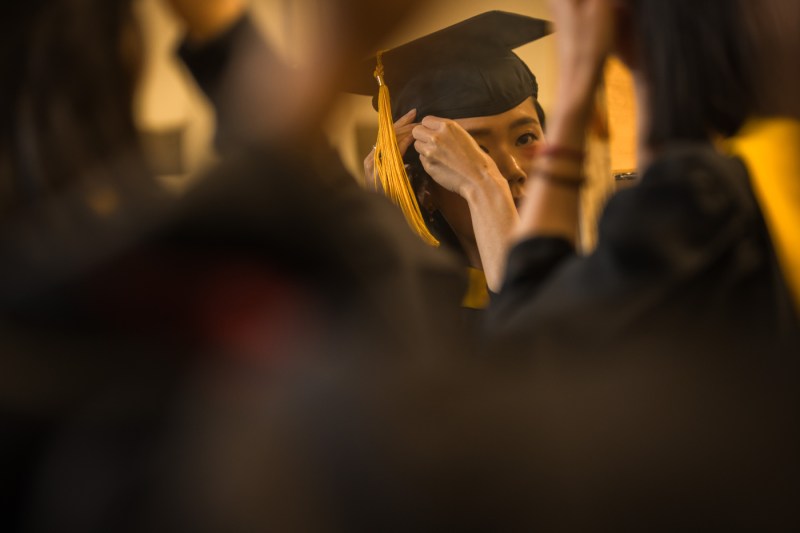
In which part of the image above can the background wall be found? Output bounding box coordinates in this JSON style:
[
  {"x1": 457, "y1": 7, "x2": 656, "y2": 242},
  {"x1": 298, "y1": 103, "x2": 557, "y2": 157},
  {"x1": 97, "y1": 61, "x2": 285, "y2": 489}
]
[{"x1": 605, "y1": 57, "x2": 638, "y2": 175}]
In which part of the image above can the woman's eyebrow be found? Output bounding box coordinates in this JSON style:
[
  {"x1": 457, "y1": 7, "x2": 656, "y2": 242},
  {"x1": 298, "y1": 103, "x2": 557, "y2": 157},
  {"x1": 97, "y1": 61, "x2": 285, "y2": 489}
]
[
  {"x1": 509, "y1": 116, "x2": 540, "y2": 129},
  {"x1": 466, "y1": 116, "x2": 541, "y2": 137}
]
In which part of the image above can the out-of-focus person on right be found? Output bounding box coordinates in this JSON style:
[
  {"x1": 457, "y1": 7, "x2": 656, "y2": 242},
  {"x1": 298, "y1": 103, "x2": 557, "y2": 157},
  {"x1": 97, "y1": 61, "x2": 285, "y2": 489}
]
[
  {"x1": 482, "y1": 0, "x2": 799, "y2": 358},
  {"x1": 728, "y1": 0, "x2": 800, "y2": 313}
]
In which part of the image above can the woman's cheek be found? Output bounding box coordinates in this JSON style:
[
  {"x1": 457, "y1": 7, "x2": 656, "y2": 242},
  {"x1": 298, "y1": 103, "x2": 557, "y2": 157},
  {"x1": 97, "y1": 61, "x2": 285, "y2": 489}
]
[{"x1": 519, "y1": 143, "x2": 540, "y2": 160}]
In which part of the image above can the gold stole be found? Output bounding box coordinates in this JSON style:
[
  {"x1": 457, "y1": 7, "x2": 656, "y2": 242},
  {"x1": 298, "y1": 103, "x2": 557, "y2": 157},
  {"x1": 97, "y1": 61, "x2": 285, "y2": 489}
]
[
  {"x1": 462, "y1": 267, "x2": 490, "y2": 310},
  {"x1": 728, "y1": 117, "x2": 800, "y2": 312}
]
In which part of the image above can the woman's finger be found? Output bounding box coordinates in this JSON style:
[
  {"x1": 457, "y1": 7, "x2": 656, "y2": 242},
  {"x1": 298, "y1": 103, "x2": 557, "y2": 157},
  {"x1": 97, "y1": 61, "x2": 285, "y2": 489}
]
[
  {"x1": 363, "y1": 149, "x2": 378, "y2": 190},
  {"x1": 398, "y1": 133, "x2": 416, "y2": 156},
  {"x1": 411, "y1": 125, "x2": 436, "y2": 144},
  {"x1": 414, "y1": 140, "x2": 434, "y2": 159},
  {"x1": 420, "y1": 115, "x2": 448, "y2": 131},
  {"x1": 394, "y1": 108, "x2": 417, "y2": 128},
  {"x1": 396, "y1": 122, "x2": 419, "y2": 134},
  {"x1": 395, "y1": 123, "x2": 419, "y2": 142}
]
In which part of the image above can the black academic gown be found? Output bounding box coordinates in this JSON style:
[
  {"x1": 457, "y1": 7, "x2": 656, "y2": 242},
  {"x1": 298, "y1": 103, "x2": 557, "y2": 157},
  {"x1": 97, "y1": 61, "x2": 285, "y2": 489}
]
[{"x1": 488, "y1": 143, "x2": 799, "y2": 360}]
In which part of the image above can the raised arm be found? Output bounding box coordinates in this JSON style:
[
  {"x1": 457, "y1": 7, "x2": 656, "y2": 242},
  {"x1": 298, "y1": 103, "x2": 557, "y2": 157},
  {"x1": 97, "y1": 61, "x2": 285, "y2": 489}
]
[
  {"x1": 513, "y1": 0, "x2": 616, "y2": 247},
  {"x1": 412, "y1": 117, "x2": 519, "y2": 292}
]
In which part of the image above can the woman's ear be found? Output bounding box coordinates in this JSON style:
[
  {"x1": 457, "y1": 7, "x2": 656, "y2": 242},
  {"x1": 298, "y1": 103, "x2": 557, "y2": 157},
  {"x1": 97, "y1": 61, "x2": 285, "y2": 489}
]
[{"x1": 613, "y1": 2, "x2": 637, "y2": 69}]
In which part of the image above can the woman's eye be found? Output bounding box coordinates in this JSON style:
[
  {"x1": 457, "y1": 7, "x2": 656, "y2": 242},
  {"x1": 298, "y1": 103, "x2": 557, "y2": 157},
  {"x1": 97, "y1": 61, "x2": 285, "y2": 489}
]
[{"x1": 516, "y1": 133, "x2": 539, "y2": 147}]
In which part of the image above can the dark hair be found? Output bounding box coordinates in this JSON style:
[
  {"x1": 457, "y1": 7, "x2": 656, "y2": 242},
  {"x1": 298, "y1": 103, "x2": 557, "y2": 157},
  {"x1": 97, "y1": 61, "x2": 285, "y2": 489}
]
[
  {"x1": 738, "y1": 0, "x2": 800, "y2": 118},
  {"x1": 0, "y1": 0, "x2": 143, "y2": 216},
  {"x1": 631, "y1": 0, "x2": 756, "y2": 147}
]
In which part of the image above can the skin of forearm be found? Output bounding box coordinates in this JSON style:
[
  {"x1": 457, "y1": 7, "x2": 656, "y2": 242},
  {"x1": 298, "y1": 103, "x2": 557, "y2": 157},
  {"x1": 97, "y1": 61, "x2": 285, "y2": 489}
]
[{"x1": 461, "y1": 167, "x2": 521, "y2": 292}]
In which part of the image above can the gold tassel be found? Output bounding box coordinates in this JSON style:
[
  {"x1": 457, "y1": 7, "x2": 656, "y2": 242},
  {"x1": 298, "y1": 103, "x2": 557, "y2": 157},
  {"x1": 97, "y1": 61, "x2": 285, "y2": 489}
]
[{"x1": 373, "y1": 53, "x2": 439, "y2": 247}]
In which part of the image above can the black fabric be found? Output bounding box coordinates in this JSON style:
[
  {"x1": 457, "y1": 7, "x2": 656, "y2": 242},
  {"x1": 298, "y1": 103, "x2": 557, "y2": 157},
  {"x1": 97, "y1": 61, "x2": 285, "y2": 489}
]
[
  {"x1": 489, "y1": 143, "x2": 800, "y2": 358},
  {"x1": 350, "y1": 11, "x2": 550, "y2": 121},
  {"x1": 176, "y1": 16, "x2": 251, "y2": 103},
  {"x1": 388, "y1": 50, "x2": 538, "y2": 121}
]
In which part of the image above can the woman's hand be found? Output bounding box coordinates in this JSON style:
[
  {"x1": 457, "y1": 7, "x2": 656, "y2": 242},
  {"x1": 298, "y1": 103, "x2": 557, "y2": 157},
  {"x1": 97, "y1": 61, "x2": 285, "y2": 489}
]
[
  {"x1": 163, "y1": 0, "x2": 246, "y2": 44},
  {"x1": 363, "y1": 109, "x2": 418, "y2": 191},
  {"x1": 412, "y1": 116, "x2": 504, "y2": 198},
  {"x1": 413, "y1": 116, "x2": 518, "y2": 292}
]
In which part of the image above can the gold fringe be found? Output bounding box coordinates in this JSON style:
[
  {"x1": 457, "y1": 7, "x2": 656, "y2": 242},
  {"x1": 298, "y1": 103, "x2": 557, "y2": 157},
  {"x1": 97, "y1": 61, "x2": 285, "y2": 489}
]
[
  {"x1": 462, "y1": 267, "x2": 490, "y2": 310},
  {"x1": 373, "y1": 53, "x2": 439, "y2": 247}
]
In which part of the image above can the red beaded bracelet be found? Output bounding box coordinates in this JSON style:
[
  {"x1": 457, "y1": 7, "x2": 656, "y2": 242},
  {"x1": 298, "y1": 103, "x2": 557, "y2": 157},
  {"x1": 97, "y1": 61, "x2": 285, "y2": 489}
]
[{"x1": 536, "y1": 144, "x2": 586, "y2": 163}]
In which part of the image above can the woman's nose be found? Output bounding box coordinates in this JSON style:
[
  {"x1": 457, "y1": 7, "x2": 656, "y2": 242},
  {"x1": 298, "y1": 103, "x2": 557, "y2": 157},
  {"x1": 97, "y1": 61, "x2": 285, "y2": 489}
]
[{"x1": 496, "y1": 150, "x2": 527, "y2": 188}]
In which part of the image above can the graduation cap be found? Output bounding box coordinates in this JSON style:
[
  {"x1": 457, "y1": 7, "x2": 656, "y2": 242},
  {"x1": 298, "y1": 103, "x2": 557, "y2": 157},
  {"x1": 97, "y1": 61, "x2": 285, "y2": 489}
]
[{"x1": 353, "y1": 11, "x2": 552, "y2": 246}]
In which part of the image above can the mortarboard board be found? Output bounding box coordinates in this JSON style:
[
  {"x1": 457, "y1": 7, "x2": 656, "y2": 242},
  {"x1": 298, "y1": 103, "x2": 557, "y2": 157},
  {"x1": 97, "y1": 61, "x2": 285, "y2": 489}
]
[
  {"x1": 353, "y1": 10, "x2": 552, "y2": 121},
  {"x1": 354, "y1": 11, "x2": 552, "y2": 246}
]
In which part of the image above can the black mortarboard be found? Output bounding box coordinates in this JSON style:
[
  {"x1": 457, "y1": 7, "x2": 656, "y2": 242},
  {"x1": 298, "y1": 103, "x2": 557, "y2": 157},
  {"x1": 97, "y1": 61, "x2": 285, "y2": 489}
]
[
  {"x1": 353, "y1": 10, "x2": 552, "y2": 121},
  {"x1": 355, "y1": 11, "x2": 551, "y2": 246}
]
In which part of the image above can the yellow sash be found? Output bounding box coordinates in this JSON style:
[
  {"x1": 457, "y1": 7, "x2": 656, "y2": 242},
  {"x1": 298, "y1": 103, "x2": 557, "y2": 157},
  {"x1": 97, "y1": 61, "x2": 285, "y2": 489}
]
[
  {"x1": 728, "y1": 117, "x2": 800, "y2": 311},
  {"x1": 462, "y1": 267, "x2": 490, "y2": 310}
]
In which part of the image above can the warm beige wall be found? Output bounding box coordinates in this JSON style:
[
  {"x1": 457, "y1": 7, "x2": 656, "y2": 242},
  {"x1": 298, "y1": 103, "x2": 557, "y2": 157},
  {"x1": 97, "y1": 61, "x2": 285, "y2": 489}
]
[{"x1": 605, "y1": 57, "x2": 637, "y2": 174}]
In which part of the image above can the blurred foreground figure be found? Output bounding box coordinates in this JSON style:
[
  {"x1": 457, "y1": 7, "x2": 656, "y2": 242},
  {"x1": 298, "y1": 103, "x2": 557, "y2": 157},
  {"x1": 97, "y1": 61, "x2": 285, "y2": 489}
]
[
  {"x1": 730, "y1": 0, "x2": 800, "y2": 311},
  {"x1": 213, "y1": 343, "x2": 798, "y2": 531},
  {"x1": 1, "y1": 0, "x2": 467, "y2": 530},
  {"x1": 484, "y1": 0, "x2": 799, "y2": 359},
  {"x1": 0, "y1": 0, "x2": 462, "y2": 362}
]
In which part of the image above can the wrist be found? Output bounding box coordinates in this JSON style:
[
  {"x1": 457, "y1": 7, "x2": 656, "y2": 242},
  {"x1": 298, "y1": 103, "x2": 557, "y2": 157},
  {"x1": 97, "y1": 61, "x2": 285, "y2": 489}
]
[
  {"x1": 545, "y1": 102, "x2": 593, "y2": 156},
  {"x1": 531, "y1": 148, "x2": 586, "y2": 188},
  {"x1": 536, "y1": 144, "x2": 585, "y2": 164},
  {"x1": 461, "y1": 165, "x2": 511, "y2": 205},
  {"x1": 554, "y1": 62, "x2": 604, "y2": 119}
]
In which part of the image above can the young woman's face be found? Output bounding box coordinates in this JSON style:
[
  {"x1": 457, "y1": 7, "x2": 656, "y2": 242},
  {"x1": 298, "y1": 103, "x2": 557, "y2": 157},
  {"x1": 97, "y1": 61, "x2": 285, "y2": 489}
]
[{"x1": 426, "y1": 96, "x2": 544, "y2": 250}]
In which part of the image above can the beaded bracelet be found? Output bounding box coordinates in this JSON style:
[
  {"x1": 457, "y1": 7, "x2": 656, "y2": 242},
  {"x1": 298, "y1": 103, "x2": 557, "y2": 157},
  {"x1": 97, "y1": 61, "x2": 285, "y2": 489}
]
[{"x1": 536, "y1": 144, "x2": 586, "y2": 163}]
